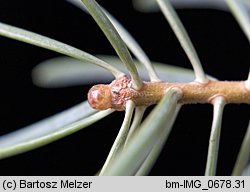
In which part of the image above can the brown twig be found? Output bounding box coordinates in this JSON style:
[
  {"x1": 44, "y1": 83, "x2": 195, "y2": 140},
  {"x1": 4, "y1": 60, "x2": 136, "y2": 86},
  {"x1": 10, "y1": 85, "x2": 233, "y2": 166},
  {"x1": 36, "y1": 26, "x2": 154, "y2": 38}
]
[{"x1": 88, "y1": 76, "x2": 250, "y2": 111}]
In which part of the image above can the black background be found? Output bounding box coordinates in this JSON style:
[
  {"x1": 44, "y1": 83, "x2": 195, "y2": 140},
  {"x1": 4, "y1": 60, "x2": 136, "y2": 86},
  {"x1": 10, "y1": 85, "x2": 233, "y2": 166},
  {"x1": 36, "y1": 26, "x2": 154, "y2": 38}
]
[{"x1": 0, "y1": 0, "x2": 249, "y2": 175}]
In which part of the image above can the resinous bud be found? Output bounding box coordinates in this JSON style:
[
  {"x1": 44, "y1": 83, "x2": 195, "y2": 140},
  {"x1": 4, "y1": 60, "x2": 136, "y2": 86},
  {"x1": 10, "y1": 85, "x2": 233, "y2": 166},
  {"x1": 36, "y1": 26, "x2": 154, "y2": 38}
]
[{"x1": 87, "y1": 84, "x2": 112, "y2": 110}]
